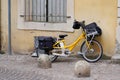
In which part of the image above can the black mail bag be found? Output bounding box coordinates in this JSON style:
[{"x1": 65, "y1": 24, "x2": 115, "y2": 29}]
[{"x1": 38, "y1": 36, "x2": 56, "y2": 51}]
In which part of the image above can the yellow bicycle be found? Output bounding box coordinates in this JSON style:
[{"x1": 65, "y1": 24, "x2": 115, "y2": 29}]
[{"x1": 46, "y1": 20, "x2": 103, "y2": 63}]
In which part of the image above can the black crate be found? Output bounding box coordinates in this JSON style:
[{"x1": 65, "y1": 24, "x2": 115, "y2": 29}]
[{"x1": 84, "y1": 22, "x2": 102, "y2": 36}]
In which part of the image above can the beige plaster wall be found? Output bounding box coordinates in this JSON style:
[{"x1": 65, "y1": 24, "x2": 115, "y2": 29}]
[
  {"x1": 0, "y1": 0, "x2": 1, "y2": 50},
  {"x1": 1, "y1": 0, "x2": 117, "y2": 56}
]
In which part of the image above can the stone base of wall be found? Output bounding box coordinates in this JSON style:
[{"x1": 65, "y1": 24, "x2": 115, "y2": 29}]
[{"x1": 116, "y1": 40, "x2": 120, "y2": 54}]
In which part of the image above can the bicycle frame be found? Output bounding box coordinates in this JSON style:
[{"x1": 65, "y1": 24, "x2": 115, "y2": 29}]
[{"x1": 53, "y1": 31, "x2": 88, "y2": 51}]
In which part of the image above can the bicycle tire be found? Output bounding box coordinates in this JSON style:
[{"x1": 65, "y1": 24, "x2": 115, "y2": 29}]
[{"x1": 80, "y1": 40, "x2": 103, "y2": 63}]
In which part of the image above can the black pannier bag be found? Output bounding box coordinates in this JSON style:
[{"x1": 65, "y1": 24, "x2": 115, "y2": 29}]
[
  {"x1": 84, "y1": 22, "x2": 102, "y2": 36},
  {"x1": 38, "y1": 36, "x2": 56, "y2": 51}
]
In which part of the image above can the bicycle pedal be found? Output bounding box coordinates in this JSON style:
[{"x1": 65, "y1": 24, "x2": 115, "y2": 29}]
[
  {"x1": 65, "y1": 51, "x2": 71, "y2": 55},
  {"x1": 77, "y1": 52, "x2": 84, "y2": 55}
]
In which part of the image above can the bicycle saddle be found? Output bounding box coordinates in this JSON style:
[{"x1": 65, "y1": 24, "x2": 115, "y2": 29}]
[{"x1": 59, "y1": 34, "x2": 68, "y2": 39}]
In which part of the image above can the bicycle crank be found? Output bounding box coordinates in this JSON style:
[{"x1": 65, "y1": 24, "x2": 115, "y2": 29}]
[
  {"x1": 52, "y1": 53, "x2": 69, "y2": 57},
  {"x1": 77, "y1": 52, "x2": 84, "y2": 55}
]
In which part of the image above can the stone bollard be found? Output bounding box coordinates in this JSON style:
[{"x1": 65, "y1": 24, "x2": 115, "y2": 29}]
[
  {"x1": 37, "y1": 54, "x2": 52, "y2": 69},
  {"x1": 74, "y1": 61, "x2": 90, "y2": 77}
]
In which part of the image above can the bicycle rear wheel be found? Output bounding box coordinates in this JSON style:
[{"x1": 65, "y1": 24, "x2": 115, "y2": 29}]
[{"x1": 80, "y1": 40, "x2": 103, "y2": 63}]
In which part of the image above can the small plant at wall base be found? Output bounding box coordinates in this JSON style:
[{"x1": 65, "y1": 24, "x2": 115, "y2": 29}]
[{"x1": 0, "y1": 50, "x2": 5, "y2": 54}]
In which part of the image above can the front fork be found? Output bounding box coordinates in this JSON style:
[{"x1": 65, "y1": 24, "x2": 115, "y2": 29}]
[
  {"x1": 85, "y1": 34, "x2": 95, "y2": 49},
  {"x1": 78, "y1": 39, "x2": 93, "y2": 55}
]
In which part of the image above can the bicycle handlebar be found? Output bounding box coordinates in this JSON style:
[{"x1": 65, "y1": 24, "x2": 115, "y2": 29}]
[{"x1": 80, "y1": 21, "x2": 85, "y2": 28}]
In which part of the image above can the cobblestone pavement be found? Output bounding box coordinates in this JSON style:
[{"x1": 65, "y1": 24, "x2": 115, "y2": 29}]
[{"x1": 0, "y1": 54, "x2": 120, "y2": 80}]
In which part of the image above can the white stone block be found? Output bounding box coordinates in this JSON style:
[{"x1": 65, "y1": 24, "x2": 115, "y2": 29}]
[
  {"x1": 74, "y1": 61, "x2": 90, "y2": 77},
  {"x1": 38, "y1": 54, "x2": 52, "y2": 69}
]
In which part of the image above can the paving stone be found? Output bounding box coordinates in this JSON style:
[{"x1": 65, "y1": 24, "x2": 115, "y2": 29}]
[{"x1": 0, "y1": 54, "x2": 120, "y2": 80}]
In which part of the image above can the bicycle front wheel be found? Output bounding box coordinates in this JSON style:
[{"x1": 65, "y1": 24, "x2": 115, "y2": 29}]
[{"x1": 80, "y1": 40, "x2": 103, "y2": 63}]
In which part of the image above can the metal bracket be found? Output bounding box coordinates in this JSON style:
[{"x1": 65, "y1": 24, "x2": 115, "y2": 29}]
[
  {"x1": 67, "y1": 16, "x2": 71, "y2": 18},
  {"x1": 20, "y1": 15, "x2": 25, "y2": 17}
]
